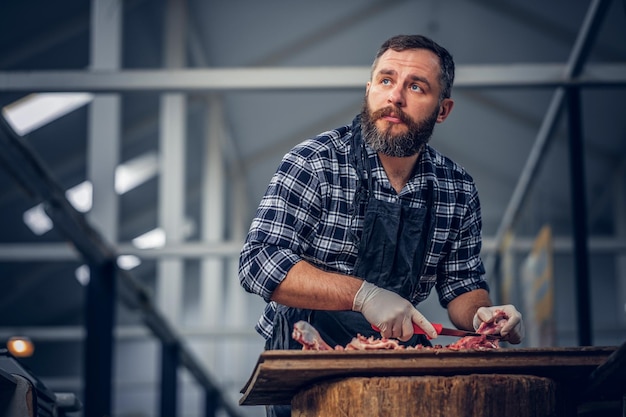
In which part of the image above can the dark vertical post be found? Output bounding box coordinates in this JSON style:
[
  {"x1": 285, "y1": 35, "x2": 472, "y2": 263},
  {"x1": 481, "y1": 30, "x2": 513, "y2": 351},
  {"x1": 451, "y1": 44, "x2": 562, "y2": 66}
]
[
  {"x1": 566, "y1": 87, "x2": 592, "y2": 346},
  {"x1": 204, "y1": 388, "x2": 218, "y2": 417},
  {"x1": 84, "y1": 259, "x2": 116, "y2": 417},
  {"x1": 160, "y1": 341, "x2": 179, "y2": 417}
]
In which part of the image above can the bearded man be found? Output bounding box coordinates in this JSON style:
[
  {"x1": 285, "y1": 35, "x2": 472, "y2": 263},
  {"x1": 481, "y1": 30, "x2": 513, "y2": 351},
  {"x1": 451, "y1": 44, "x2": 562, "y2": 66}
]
[{"x1": 238, "y1": 33, "x2": 524, "y2": 417}]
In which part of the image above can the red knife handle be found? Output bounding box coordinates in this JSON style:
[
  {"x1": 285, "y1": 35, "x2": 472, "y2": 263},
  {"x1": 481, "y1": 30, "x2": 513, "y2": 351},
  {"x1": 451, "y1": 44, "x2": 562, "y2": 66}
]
[{"x1": 372, "y1": 323, "x2": 443, "y2": 339}]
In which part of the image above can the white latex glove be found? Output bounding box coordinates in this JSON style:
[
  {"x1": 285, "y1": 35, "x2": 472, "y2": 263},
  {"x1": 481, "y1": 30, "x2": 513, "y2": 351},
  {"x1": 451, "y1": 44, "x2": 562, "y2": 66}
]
[
  {"x1": 473, "y1": 304, "x2": 524, "y2": 344},
  {"x1": 352, "y1": 281, "x2": 437, "y2": 341}
]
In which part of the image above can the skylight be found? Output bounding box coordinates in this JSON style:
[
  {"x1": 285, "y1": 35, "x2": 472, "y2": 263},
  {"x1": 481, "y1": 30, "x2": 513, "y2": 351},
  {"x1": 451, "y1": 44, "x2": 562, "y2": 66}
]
[
  {"x1": 6, "y1": 94, "x2": 163, "y2": 274},
  {"x1": 23, "y1": 204, "x2": 53, "y2": 236},
  {"x1": 2, "y1": 93, "x2": 94, "y2": 136},
  {"x1": 132, "y1": 228, "x2": 166, "y2": 249},
  {"x1": 115, "y1": 151, "x2": 159, "y2": 194},
  {"x1": 117, "y1": 255, "x2": 142, "y2": 270},
  {"x1": 74, "y1": 265, "x2": 90, "y2": 286},
  {"x1": 66, "y1": 180, "x2": 93, "y2": 213},
  {"x1": 22, "y1": 152, "x2": 159, "y2": 235}
]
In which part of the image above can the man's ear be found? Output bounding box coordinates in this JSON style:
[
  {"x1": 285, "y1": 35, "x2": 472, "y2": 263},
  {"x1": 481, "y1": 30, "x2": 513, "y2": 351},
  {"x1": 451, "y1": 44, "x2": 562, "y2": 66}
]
[{"x1": 437, "y1": 98, "x2": 454, "y2": 123}]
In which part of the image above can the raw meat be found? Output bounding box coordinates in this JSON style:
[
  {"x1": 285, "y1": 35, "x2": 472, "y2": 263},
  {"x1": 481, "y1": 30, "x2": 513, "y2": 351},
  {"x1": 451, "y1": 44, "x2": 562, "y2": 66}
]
[
  {"x1": 344, "y1": 334, "x2": 404, "y2": 350},
  {"x1": 292, "y1": 312, "x2": 509, "y2": 351},
  {"x1": 292, "y1": 321, "x2": 416, "y2": 351},
  {"x1": 292, "y1": 320, "x2": 337, "y2": 350},
  {"x1": 443, "y1": 309, "x2": 509, "y2": 349},
  {"x1": 476, "y1": 309, "x2": 508, "y2": 335},
  {"x1": 446, "y1": 334, "x2": 499, "y2": 350},
  {"x1": 445, "y1": 309, "x2": 509, "y2": 350}
]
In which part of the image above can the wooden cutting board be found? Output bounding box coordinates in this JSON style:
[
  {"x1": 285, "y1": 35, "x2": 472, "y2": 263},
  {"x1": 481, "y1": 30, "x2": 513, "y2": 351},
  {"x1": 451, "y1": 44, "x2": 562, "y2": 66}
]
[{"x1": 239, "y1": 346, "x2": 616, "y2": 405}]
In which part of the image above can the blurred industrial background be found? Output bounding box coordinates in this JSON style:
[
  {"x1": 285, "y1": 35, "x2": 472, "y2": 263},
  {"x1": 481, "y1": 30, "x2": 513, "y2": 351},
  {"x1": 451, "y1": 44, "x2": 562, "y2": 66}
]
[{"x1": 0, "y1": 0, "x2": 625, "y2": 416}]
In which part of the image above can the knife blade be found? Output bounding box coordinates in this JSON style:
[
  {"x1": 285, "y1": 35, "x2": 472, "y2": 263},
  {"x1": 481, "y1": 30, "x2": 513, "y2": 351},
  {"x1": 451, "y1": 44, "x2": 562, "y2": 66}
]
[{"x1": 372, "y1": 323, "x2": 500, "y2": 340}]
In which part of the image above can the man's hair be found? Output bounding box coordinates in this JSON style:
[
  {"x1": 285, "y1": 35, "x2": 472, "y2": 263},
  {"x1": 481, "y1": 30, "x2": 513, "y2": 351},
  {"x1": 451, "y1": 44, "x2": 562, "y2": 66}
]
[{"x1": 371, "y1": 34, "x2": 455, "y2": 100}]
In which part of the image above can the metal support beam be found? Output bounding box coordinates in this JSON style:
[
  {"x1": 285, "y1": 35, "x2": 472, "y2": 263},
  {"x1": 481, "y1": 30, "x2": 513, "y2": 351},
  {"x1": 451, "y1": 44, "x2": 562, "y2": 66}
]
[
  {"x1": 200, "y1": 96, "x2": 226, "y2": 372},
  {"x1": 616, "y1": 163, "x2": 626, "y2": 326},
  {"x1": 187, "y1": 14, "x2": 251, "y2": 384},
  {"x1": 157, "y1": 0, "x2": 187, "y2": 325},
  {"x1": 567, "y1": 86, "x2": 592, "y2": 346},
  {"x1": 84, "y1": 260, "x2": 116, "y2": 417},
  {"x1": 204, "y1": 389, "x2": 218, "y2": 417},
  {"x1": 0, "y1": 64, "x2": 625, "y2": 93},
  {"x1": 83, "y1": 2, "x2": 122, "y2": 414},
  {"x1": 0, "y1": 325, "x2": 259, "y2": 341},
  {"x1": 2, "y1": 237, "x2": 626, "y2": 261},
  {"x1": 486, "y1": 0, "x2": 612, "y2": 293},
  {"x1": 160, "y1": 341, "x2": 179, "y2": 417},
  {"x1": 88, "y1": 0, "x2": 121, "y2": 243}
]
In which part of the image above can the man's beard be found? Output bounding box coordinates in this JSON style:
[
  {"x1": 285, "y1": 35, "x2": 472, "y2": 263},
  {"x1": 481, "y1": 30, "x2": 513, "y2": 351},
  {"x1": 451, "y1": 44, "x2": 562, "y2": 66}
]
[{"x1": 360, "y1": 100, "x2": 439, "y2": 157}]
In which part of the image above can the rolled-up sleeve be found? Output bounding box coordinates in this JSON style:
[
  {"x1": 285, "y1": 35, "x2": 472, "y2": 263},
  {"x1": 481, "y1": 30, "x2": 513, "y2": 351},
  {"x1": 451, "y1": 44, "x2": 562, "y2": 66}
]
[{"x1": 239, "y1": 150, "x2": 321, "y2": 302}]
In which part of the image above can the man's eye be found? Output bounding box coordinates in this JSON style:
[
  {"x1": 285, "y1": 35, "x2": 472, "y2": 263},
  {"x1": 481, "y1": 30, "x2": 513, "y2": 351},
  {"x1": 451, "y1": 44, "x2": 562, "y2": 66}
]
[
  {"x1": 410, "y1": 84, "x2": 422, "y2": 92},
  {"x1": 381, "y1": 79, "x2": 391, "y2": 85}
]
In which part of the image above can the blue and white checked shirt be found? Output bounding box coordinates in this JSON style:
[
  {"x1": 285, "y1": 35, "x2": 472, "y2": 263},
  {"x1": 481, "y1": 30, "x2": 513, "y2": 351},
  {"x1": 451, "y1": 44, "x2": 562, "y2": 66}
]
[{"x1": 238, "y1": 120, "x2": 488, "y2": 339}]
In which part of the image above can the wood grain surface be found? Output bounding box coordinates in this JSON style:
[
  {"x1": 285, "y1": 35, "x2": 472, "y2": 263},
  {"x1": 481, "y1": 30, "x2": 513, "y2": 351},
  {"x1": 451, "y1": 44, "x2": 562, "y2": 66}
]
[
  {"x1": 291, "y1": 375, "x2": 557, "y2": 417},
  {"x1": 239, "y1": 346, "x2": 616, "y2": 405}
]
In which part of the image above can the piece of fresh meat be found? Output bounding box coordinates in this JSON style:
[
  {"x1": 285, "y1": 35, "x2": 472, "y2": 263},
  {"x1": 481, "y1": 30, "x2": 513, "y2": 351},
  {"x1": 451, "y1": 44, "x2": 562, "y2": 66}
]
[
  {"x1": 447, "y1": 309, "x2": 509, "y2": 350},
  {"x1": 344, "y1": 334, "x2": 402, "y2": 350},
  {"x1": 292, "y1": 321, "x2": 405, "y2": 351},
  {"x1": 476, "y1": 309, "x2": 508, "y2": 335},
  {"x1": 292, "y1": 320, "x2": 337, "y2": 350},
  {"x1": 446, "y1": 334, "x2": 499, "y2": 350},
  {"x1": 292, "y1": 315, "x2": 508, "y2": 351}
]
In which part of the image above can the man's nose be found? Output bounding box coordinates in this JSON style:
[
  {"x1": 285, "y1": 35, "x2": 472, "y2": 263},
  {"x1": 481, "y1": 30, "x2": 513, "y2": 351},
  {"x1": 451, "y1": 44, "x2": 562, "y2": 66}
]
[{"x1": 387, "y1": 85, "x2": 405, "y2": 107}]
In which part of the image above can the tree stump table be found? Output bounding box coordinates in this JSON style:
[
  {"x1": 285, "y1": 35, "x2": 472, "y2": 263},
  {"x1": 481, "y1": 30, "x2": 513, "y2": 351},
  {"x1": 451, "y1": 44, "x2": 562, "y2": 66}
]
[
  {"x1": 292, "y1": 375, "x2": 556, "y2": 417},
  {"x1": 240, "y1": 347, "x2": 616, "y2": 416}
]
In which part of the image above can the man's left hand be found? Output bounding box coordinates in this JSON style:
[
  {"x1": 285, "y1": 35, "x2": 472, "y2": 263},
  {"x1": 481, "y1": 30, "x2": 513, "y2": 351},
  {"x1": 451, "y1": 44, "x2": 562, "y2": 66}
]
[{"x1": 473, "y1": 304, "x2": 524, "y2": 344}]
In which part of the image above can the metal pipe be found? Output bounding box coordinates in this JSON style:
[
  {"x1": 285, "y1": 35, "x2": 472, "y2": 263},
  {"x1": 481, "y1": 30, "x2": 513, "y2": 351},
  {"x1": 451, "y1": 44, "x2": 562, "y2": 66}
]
[
  {"x1": 160, "y1": 341, "x2": 179, "y2": 417},
  {"x1": 566, "y1": 87, "x2": 592, "y2": 346},
  {"x1": 83, "y1": 260, "x2": 116, "y2": 417},
  {"x1": 0, "y1": 64, "x2": 625, "y2": 93}
]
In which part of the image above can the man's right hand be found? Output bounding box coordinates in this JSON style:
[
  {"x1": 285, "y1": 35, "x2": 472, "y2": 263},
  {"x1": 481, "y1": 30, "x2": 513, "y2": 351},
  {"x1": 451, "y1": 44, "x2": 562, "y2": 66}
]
[{"x1": 352, "y1": 281, "x2": 437, "y2": 341}]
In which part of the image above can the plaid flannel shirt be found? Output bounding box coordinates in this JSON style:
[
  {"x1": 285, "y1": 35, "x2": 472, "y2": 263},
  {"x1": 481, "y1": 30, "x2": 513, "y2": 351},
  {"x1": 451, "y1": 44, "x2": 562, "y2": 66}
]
[{"x1": 238, "y1": 121, "x2": 488, "y2": 339}]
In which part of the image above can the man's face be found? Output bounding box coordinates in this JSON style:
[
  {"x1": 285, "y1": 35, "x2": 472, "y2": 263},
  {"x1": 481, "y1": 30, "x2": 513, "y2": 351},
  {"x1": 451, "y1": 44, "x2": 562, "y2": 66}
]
[
  {"x1": 361, "y1": 95, "x2": 440, "y2": 158},
  {"x1": 362, "y1": 49, "x2": 452, "y2": 157}
]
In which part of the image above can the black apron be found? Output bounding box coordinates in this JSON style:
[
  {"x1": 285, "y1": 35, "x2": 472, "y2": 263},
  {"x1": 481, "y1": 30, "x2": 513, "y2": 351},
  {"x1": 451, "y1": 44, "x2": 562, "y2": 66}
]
[{"x1": 265, "y1": 121, "x2": 434, "y2": 416}]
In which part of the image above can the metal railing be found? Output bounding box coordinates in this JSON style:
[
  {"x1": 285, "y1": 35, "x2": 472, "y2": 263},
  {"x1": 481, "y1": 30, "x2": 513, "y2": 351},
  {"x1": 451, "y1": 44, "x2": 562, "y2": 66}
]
[{"x1": 0, "y1": 114, "x2": 244, "y2": 417}]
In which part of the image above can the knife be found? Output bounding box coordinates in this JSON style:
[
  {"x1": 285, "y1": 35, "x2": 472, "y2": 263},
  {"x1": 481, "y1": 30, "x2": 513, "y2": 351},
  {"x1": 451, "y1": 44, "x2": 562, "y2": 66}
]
[{"x1": 372, "y1": 323, "x2": 500, "y2": 340}]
